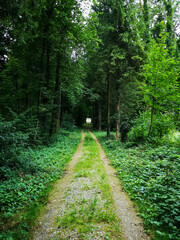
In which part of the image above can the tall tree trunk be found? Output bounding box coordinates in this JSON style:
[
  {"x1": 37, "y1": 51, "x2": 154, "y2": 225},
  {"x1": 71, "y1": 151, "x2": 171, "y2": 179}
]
[
  {"x1": 115, "y1": 83, "x2": 120, "y2": 140},
  {"x1": 107, "y1": 72, "x2": 111, "y2": 138},
  {"x1": 60, "y1": 94, "x2": 63, "y2": 127},
  {"x1": 34, "y1": 40, "x2": 45, "y2": 141},
  {"x1": 49, "y1": 54, "x2": 60, "y2": 136},
  {"x1": 55, "y1": 54, "x2": 61, "y2": 133},
  {"x1": 55, "y1": 87, "x2": 61, "y2": 133},
  {"x1": 55, "y1": 92, "x2": 61, "y2": 132},
  {"x1": 98, "y1": 99, "x2": 102, "y2": 131},
  {"x1": 42, "y1": 40, "x2": 50, "y2": 134},
  {"x1": 34, "y1": 91, "x2": 41, "y2": 141},
  {"x1": 45, "y1": 43, "x2": 50, "y2": 90}
]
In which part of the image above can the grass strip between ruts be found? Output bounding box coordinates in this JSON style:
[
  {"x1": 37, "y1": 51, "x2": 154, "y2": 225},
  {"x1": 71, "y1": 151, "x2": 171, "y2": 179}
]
[{"x1": 56, "y1": 132, "x2": 121, "y2": 239}]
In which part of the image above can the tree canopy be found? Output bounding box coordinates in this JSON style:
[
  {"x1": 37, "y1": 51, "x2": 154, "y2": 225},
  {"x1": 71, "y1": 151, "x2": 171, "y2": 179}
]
[{"x1": 1, "y1": 0, "x2": 179, "y2": 142}]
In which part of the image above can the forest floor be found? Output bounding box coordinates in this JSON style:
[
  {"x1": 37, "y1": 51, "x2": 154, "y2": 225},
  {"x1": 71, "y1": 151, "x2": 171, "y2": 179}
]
[{"x1": 32, "y1": 131, "x2": 150, "y2": 240}]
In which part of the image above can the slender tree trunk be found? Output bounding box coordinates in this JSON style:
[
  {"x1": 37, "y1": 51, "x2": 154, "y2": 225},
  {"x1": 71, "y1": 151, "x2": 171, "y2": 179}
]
[
  {"x1": 139, "y1": 0, "x2": 143, "y2": 12},
  {"x1": 49, "y1": 109, "x2": 55, "y2": 137},
  {"x1": 42, "y1": 3, "x2": 54, "y2": 135},
  {"x1": 60, "y1": 94, "x2": 63, "y2": 127},
  {"x1": 148, "y1": 96, "x2": 155, "y2": 137},
  {"x1": 115, "y1": 83, "x2": 120, "y2": 140},
  {"x1": 34, "y1": 40, "x2": 45, "y2": 141},
  {"x1": 42, "y1": 40, "x2": 50, "y2": 134},
  {"x1": 55, "y1": 54, "x2": 62, "y2": 133},
  {"x1": 34, "y1": 91, "x2": 41, "y2": 141},
  {"x1": 49, "y1": 54, "x2": 60, "y2": 136},
  {"x1": 107, "y1": 72, "x2": 111, "y2": 138},
  {"x1": 56, "y1": 89, "x2": 61, "y2": 133},
  {"x1": 45, "y1": 43, "x2": 50, "y2": 90},
  {"x1": 98, "y1": 99, "x2": 102, "y2": 131},
  {"x1": 148, "y1": 74, "x2": 157, "y2": 138}
]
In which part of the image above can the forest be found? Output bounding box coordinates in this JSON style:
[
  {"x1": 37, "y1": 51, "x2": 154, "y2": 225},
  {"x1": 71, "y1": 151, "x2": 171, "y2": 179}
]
[{"x1": 0, "y1": 0, "x2": 180, "y2": 239}]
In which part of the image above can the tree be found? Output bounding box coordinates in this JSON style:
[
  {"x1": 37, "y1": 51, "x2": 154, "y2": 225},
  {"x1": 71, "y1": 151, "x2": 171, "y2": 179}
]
[
  {"x1": 0, "y1": 0, "x2": 86, "y2": 141},
  {"x1": 142, "y1": 31, "x2": 180, "y2": 137},
  {"x1": 91, "y1": 0, "x2": 145, "y2": 140}
]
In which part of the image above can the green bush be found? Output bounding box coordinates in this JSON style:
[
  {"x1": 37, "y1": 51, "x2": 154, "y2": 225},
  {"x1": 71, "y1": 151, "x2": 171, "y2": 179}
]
[
  {"x1": 162, "y1": 131, "x2": 180, "y2": 147},
  {"x1": 127, "y1": 111, "x2": 176, "y2": 145},
  {"x1": 0, "y1": 116, "x2": 29, "y2": 170},
  {"x1": 61, "y1": 113, "x2": 77, "y2": 131}
]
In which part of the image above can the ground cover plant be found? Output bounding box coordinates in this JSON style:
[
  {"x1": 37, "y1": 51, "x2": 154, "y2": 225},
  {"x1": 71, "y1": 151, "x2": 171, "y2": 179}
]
[
  {"x1": 94, "y1": 131, "x2": 180, "y2": 240},
  {"x1": 0, "y1": 130, "x2": 81, "y2": 239}
]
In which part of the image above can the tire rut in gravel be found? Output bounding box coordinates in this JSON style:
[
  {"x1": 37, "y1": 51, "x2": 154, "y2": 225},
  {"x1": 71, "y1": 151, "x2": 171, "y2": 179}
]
[{"x1": 33, "y1": 132, "x2": 85, "y2": 240}]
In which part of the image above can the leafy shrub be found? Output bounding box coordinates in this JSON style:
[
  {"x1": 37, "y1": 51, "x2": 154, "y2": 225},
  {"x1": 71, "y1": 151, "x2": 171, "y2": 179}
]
[
  {"x1": 61, "y1": 113, "x2": 77, "y2": 131},
  {"x1": 162, "y1": 131, "x2": 180, "y2": 147},
  {"x1": 127, "y1": 111, "x2": 176, "y2": 145},
  {"x1": 0, "y1": 116, "x2": 29, "y2": 171}
]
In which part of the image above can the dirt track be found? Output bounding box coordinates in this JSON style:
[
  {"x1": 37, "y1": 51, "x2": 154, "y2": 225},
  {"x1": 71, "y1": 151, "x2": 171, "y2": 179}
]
[
  {"x1": 90, "y1": 132, "x2": 150, "y2": 240},
  {"x1": 33, "y1": 131, "x2": 150, "y2": 240}
]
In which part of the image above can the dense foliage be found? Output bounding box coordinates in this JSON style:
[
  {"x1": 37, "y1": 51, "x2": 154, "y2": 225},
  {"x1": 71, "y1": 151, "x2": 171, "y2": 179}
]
[
  {"x1": 95, "y1": 131, "x2": 180, "y2": 240},
  {"x1": 0, "y1": 0, "x2": 88, "y2": 140},
  {"x1": 1, "y1": 0, "x2": 179, "y2": 142},
  {"x1": 0, "y1": 130, "x2": 81, "y2": 239}
]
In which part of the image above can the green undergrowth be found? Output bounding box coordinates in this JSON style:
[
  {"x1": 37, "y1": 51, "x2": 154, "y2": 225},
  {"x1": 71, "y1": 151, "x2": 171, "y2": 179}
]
[
  {"x1": 94, "y1": 131, "x2": 180, "y2": 240},
  {"x1": 0, "y1": 129, "x2": 81, "y2": 240},
  {"x1": 56, "y1": 132, "x2": 121, "y2": 239}
]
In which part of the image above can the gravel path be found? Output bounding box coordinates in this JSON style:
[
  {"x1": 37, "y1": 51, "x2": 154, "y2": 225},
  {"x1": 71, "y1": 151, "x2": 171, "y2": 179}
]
[
  {"x1": 90, "y1": 132, "x2": 151, "y2": 240},
  {"x1": 33, "y1": 131, "x2": 151, "y2": 240}
]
